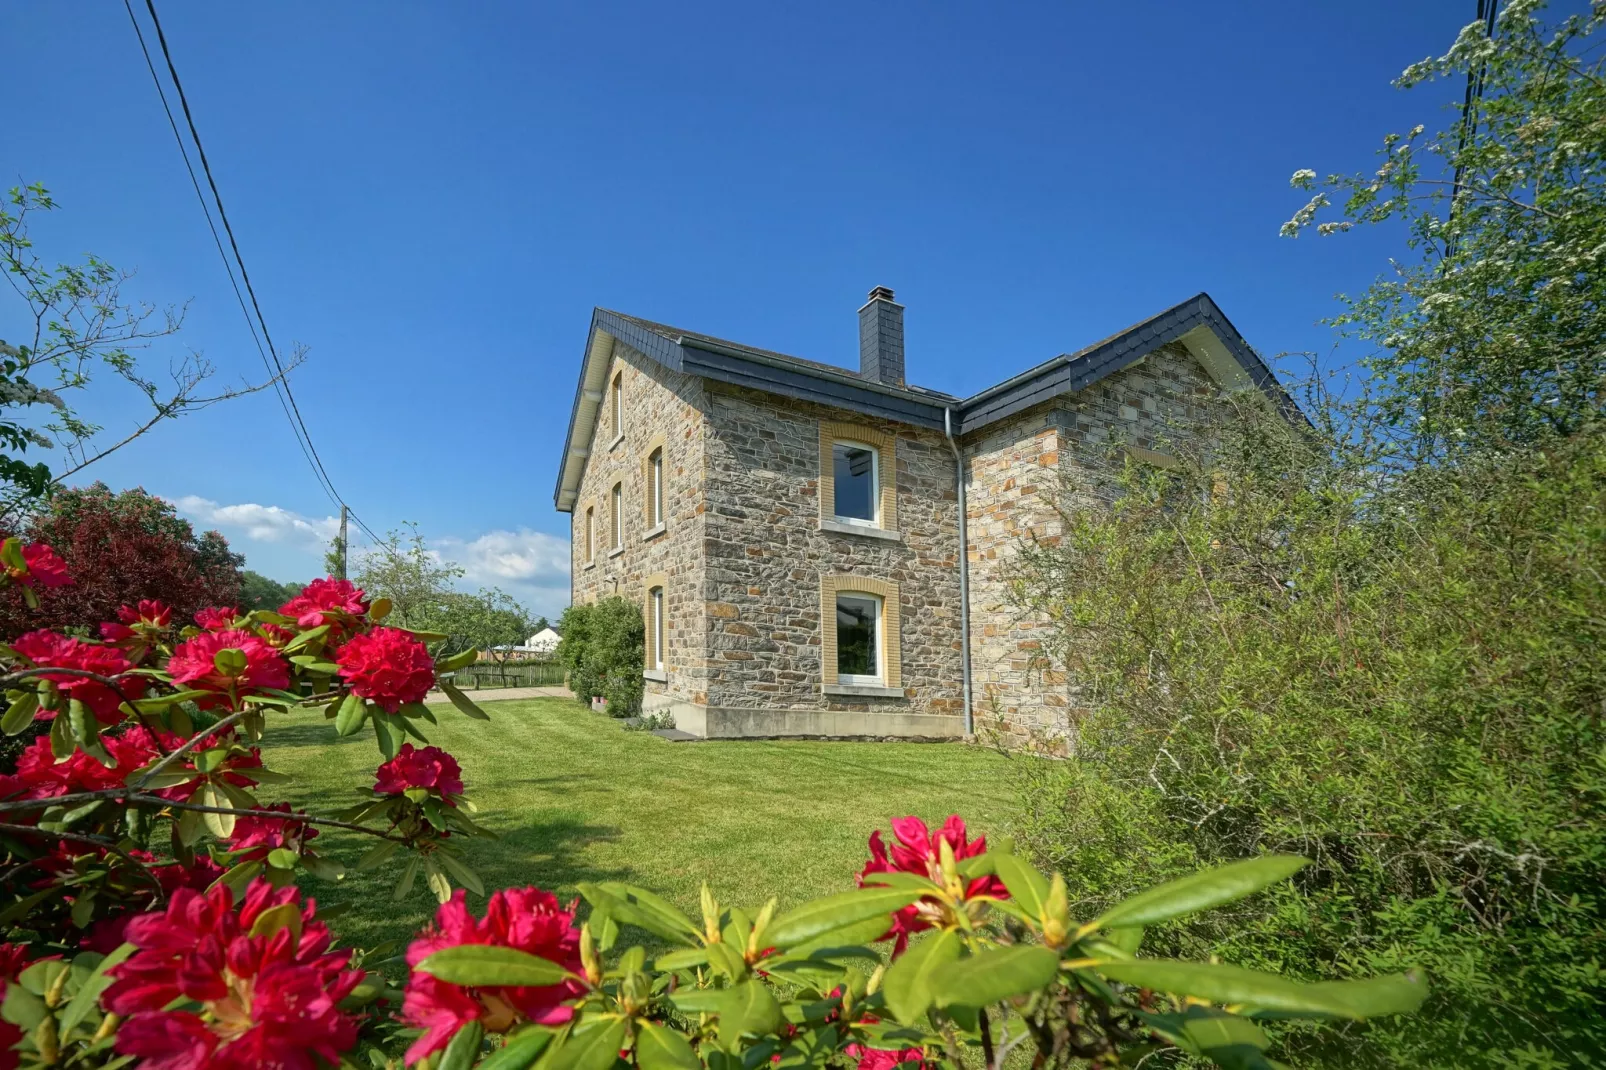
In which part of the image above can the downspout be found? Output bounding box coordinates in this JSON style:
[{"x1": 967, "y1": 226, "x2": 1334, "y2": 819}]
[{"x1": 944, "y1": 408, "x2": 974, "y2": 737}]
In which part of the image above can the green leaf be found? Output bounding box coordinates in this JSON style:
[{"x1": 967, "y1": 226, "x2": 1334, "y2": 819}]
[
  {"x1": 68, "y1": 698, "x2": 114, "y2": 767},
  {"x1": 1, "y1": 691, "x2": 38, "y2": 735},
  {"x1": 858, "y1": 872, "x2": 941, "y2": 895},
  {"x1": 475, "y1": 1027, "x2": 554, "y2": 1070},
  {"x1": 785, "y1": 913, "x2": 895, "y2": 956},
  {"x1": 58, "y1": 943, "x2": 135, "y2": 1037},
  {"x1": 1090, "y1": 856, "x2": 1309, "y2": 931},
  {"x1": 765, "y1": 887, "x2": 923, "y2": 949},
  {"x1": 928, "y1": 945, "x2": 1060, "y2": 1009},
  {"x1": 669, "y1": 988, "x2": 729, "y2": 1014},
  {"x1": 196, "y1": 782, "x2": 236, "y2": 839},
  {"x1": 579, "y1": 882, "x2": 698, "y2": 946},
  {"x1": 249, "y1": 902, "x2": 304, "y2": 941},
  {"x1": 213, "y1": 648, "x2": 248, "y2": 676},
  {"x1": 301, "y1": 855, "x2": 346, "y2": 881},
  {"x1": 636, "y1": 1021, "x2": 700, "y2": 1070},
  {"x1": 1108, "y1": 927, "x2": 1145, "y2": 956},
  {"x1": 393, "y1": 855, "x2": 421, "y2": 901},
  {"x1": 335, "y1": 693, "x2": 366, "y2": 736},
  {"x1": 289, "y1": 655, "x2": 340, "y2": 674},
  {"x1": 439, "y1": 1019, "x2": 484, "y2": 1070},
  {"x1": 881, "y1": 928, "x2": 961, "y2": 1023},
  {"x1": 717, "y1": 980, "x2": 783, "y2": 1048},
  {"x1": 357, "y1": 839, "x2": 400, "y2": 871},
  {"x1": 129, "y1": 690, "x2": 213, "y2": 713},
  {"x1": 655, "y1": 947, "x2": 711, "y2": 972},
  {"x1": 704, "y1": 940, "x2": 747, "y2": 981},
  {"x1": 48, "y1": 708, "x2": 73, "y2": 759},
  {"x1": 373, "y1": 711, "x2": 405, "y2": 760},
  {"x1": 435, "y1": 850, "x2": 486, "y2": 896},
  {"x1": 416, "y1": 944, "x2": 575, "y2": 987},
  {"x1": 282, "y1": 624, "x2": 331, "y2": 653},
  {"x1": 991, "y1": 853, "x2": 1051, "y2": 920},
  {"x1": 437, "y1": 647, "x2": 480, "y2": 673},
  {"x1": 1095, "y1": 961, "x2": 1427, "y2": 1020},
  {"x1": 547, "y1": 1016, "x2": 628, "y2": 1070},
  {"x1": 441, "y1": 680, "x2": 490, "y2": 720}
]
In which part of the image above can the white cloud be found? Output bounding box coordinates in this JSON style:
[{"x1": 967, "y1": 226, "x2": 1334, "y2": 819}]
[
  {"x1": 436, "y1": 528, "x2": 570, "y2": 588},
  {"x1": 174, "y1": 496, "x2": 340, "y2": 548}
]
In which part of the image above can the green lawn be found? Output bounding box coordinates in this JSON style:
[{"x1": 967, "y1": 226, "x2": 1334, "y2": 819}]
[{"x1": 266, "y1": 698, "x2": 1013, "y2": 950}]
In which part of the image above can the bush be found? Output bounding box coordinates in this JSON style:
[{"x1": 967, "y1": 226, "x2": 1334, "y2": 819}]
[
  {"x1": 1004, "y1": 395, "x2": 1606, "y2": 1068},
  {"x1": 556, "y1": 597, "x2": 644, "y2": 716}
]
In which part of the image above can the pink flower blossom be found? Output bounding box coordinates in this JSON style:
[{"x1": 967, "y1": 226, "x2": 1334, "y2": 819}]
[
  {"x1": 401, "y1": 887, "x2": 585, "y2": 1062},
  {"x1": 227, "y1": 803, "x2": 318, "y2": 863},
  {"x1": 858, "y1": 816, "x2": 1008, "y2": 956},
  {"x1": 5, "y1": 542, "x2": 72, "y2": 589},
  {"x1": 193, "y1": 606, "x2": 240, "y2": 632},
  {"x1": 278, "y1": 577, "x2": 369, "y2": 634},
  {"x1": 10, "y1": 629, "x2": 146, "y2": 724},
  {"x1": 375, "y1": 743, "x2": 464, "y2": 802},
  {"x1": 166, "y1": 630, "x2": 289, "y2": 710},
  {"x1": 335, "y1": 626, "x2": 435, "y2": 713}
]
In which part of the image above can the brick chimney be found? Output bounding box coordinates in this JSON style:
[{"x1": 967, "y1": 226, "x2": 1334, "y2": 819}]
[{"x1": 858, "y1": 286, "x2": 905, "y2": 387}]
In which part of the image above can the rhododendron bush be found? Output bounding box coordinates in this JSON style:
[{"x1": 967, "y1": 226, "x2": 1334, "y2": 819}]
[{"x1": 0, "y1": 539, "x2": 1425, "y2": 1068}]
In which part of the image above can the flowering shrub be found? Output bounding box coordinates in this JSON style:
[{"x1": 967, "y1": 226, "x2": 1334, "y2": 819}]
[{"x1": 0, "y1": 537, "x2": 1425, "y2": 1068}]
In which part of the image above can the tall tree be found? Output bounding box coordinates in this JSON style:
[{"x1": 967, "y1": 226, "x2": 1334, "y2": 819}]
[
  {"x1": 0, "y1": 483, "x2": 242, "y2": 637},
  {"x1": 352, "y1": 524, "x2": 464, "y2": 629},
  {"x1": 238, "y1": 569, "x2": 303, "y2": 613},
  {"x1": 1282, "y1": 2, "x2": 1605, "y2": 455}
]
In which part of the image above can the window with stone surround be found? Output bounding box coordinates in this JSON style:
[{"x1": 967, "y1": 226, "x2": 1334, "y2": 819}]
[
  {"x1": 610, "y1": 372, "x2": 623, "y2": 442},
  {"x1": 641, "y1": 434, "x2": 667, "y2": 535},
  {"x1": 819, "y1": 574, "x2": 901, "y2": 690},
  {"x1": 818, "y1": 422, "x2": 897, "y2": 534},
  {"x1": 648, "y1": 585, "x2": 665, "y2": 670},
  {"x1": 610, "y1": 482, "x2": 623, "y2": 551},
  {"x1": 584, "y1": 505, "x2": 595, "y2": 564}
]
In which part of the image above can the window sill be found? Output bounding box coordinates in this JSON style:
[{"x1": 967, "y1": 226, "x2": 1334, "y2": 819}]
[
  {"x1": 608, "y1": 547, "x2": 625, "y2": 559},
  {"x1": 820, "y1": 518, "x2": 901, "y2": 542},
  {"x1": 642, "y1": 522, "x2": 667, "y2": 542},
  {"x1": 608, "y1": 432, "x2": 625, "y2": 452},
  {"x1": 583, "y1": 561, "x2": 595, "y2": 571},
  {"x1": 823, "y1": 683, "x2": 906, "y2": 698},
  {"x1": 643, "y1": 668, "x2": 668, "y2": 683}
]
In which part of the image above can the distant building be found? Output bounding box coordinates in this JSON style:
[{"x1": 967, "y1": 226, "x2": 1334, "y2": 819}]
[{"x1": 527, "y1": 626, "x2": 562, "y2": 654}]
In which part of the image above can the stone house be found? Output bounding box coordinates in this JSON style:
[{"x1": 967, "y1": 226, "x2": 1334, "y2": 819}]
[{"x1": 553, "y1": 288, "x2": 1283, "y2": 740}]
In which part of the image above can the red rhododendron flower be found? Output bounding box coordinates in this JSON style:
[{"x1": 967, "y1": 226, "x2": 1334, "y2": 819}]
[
  {"x1": 401, "y1": 887, "x2": 585, "y2": 1062},
  {"x1": 227, "y1": 803, "x2": 317, "y2": 862},
  {"x1": 167, "y1": 629, "x2": 289, "y2": 710},
  {"x1": 8, "y1": 730, "x2": 161, "y2": 805},
  {"x1": 845, "y1": 1044, "x2": 927, "y2": 1070},
  {"x1": 0, "y1": 942, "x2": 35, "y2": 1070},
  {"x1": 335, "y1": 626, "x2": 435, "y2": 713},
  {"x1": 106, "y1": 880, "x2": 360, "y2": 1070},
  {"x1": 858, "y1": 816, "x2": 1008, "y2": 956},
  {"x1": 119, "y1": 600, "x2": 174, "y2": 628},
  {"x1": 256, "y1": 622, "x2": 296, "y2": 649},
  {"x1": 375, "y1": 743, "x2": 464, "y2": 803},
  {"x1": 194, "y1": 606, "x2": 240, "y2": 632},
  {"x1": 278, "y1": 577, "x2": 369, "y2": 634},
  {"x1": 10, "y1": 629, "x2": 146, "y2": 724},
  {"x1": 5, "y1": 541, "x2": 72, "y2": 589}
]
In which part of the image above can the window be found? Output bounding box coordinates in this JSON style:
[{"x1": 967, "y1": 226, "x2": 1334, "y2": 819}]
[
  {"x1": 648, "y1": 447, "x2": 664, "y2": 527},
  {"x1": 610, "y1": 373, "x2": 623, "y2": 439},
  {"x1": 584, "y1": 506, "x2": 595, "y2": 563},
  {"x1": 647, "y1": 585, "x2": 665, "y2": 671},
  {"x1": 819, "y1": 422, "x2": 897, "y2": 534},
  {"x1": 832, "y1": 442, "x2": 878, "y2": 525},
  {"x1": 835, "y1": 593, "x2": 881, "y2": 684},
  {"x1": 610, "y1": 483, "x2": 623, "y2": 550}
]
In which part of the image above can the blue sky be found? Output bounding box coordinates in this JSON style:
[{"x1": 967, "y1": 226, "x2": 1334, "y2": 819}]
[{"x1": 4, "y1": 0, "x2": 1477, "y2": 617}]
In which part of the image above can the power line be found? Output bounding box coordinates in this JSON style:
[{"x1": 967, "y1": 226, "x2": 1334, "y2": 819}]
[{"x1": 119, "y1": 0, "x2": 338, "y2": 512}]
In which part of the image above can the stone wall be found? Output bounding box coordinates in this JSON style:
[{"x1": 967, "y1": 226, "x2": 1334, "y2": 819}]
[
  {"x1": 698, "y1": 384, "x2": 965, "y2": 732},
  {"x1": 962, "y1": 342, "x2": 1221, "y2": 744},
  {"x1": 568, "y1": 339, "x2": 709, "y2": 709}
]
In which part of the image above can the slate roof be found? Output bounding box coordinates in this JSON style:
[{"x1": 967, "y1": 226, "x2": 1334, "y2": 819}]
[{"x1": 554, "y1": 292, "x2": 1289, "y2": 510}]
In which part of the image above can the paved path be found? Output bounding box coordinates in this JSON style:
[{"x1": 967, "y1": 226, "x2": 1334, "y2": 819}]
[{"x1": 424, "y1": 685, "x2": 573, "y2": 704}]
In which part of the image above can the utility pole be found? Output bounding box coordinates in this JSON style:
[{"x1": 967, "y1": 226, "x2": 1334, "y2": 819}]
[{"x1": 337, "y1": 504, "x2": 348, "y2": 581}]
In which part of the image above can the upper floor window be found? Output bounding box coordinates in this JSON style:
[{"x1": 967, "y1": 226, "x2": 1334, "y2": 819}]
[
  {"x1": 584, "y1": 506, "x2": 595, "y2": 563},
  {"x1": 647, "y1": 585, "x2": 665, "y2": 671},
  {"x1": 832, "y1": 441, "x2": 879, "y2": 526},
  {"x1": 610, "y1": 373, "x2": 623, "y2": 439},
  {"x1": 610, "y1": 482, "x2": 623, "y2": 551},
  {"x1": 648, "y1": 447, "x2": 664, "y2": 527},
  {"x1": 835, "y1": 592, "x2": 882, "y2": 684}
]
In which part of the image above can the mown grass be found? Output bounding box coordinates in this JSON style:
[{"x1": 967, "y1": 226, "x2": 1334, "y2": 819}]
[{"x1": 265, "y1": 698, "x2": 1012, "y2": 951}]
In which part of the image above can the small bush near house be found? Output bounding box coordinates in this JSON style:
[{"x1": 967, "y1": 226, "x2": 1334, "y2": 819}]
[{"x1": 556, "y1": 596, "x2": 644, "y2": 716}]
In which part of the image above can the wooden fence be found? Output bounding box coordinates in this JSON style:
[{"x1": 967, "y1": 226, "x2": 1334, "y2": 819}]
[{"x1": 443, "y1": 660, "x2": 567, "y2": 690}]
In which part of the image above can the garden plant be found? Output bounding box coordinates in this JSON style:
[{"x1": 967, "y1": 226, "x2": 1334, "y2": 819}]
[{"x1": 0, "y1": 544, "x2": 1423, "y2": 1067}]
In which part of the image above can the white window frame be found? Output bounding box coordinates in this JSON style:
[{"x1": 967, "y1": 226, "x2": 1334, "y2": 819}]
[
  {"x1": 584, "y1": 506, "x2": 595, "y2": 564},
  {"x1": 649, "y1": 448, "x2": 664, "y2": 527},
  {"x1": 831, "y1": 440, "x2": 880, "y2": 529},
  {"x1": 648, "y1": 585, "x2": 665, "y2": 671},
  {"x1": 611, "y1": 373, "x2": 623, "y2": 439},
  {"x1": 835, "y1": 591, "x2": 883, "y2": 686},
  {"x1": 610, "y1": 483, "x2": 623, "y2": 551}
]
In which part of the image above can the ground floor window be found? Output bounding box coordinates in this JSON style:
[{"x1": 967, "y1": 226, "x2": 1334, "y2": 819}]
[
  {"x1": 648, "y1": 585, "x2": 665, "y2": 671},
  {"x1": 835, "y1": 592, "x2": 881, "y2": 683}
]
